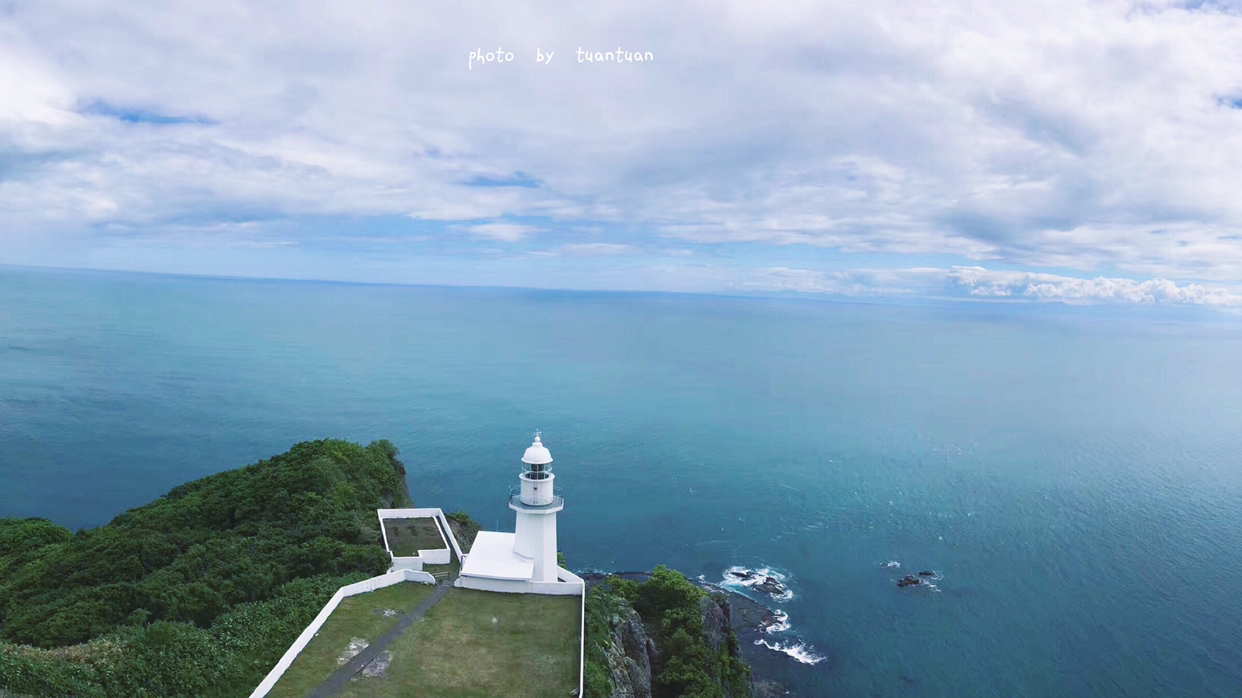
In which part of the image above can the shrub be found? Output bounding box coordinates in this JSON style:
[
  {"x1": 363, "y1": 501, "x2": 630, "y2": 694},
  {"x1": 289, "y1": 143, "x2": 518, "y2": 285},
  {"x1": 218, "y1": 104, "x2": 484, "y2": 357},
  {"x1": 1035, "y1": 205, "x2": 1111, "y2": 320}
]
[{"x1": 0, "y1": 439, "x2": 410, "y2": 697}]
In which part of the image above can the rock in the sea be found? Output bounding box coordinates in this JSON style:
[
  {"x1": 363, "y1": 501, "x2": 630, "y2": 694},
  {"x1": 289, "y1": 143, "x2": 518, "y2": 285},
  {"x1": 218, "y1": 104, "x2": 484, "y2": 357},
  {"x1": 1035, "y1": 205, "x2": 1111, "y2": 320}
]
[
  {"x1": 754, "y1": 576, "x2": 787, "y2": 596},
  {"x1": 757, "y1": 610, "x2": 781, "y2": 633},
  {"x1": 897, "y1": 575, "x2": 922, "y2": 587},
  {"x1": 728, "y1": 569, "x2": 756, "y2": 580},
  {"x1": 918, "y1": 570, "x2": 935, "y2": 577}
]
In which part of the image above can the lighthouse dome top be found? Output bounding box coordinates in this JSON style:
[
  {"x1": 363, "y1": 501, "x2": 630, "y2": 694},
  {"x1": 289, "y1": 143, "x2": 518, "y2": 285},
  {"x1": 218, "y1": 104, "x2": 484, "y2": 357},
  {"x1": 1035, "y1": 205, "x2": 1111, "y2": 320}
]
[{"x1": 521, "y1": 434, "x2": 553, "y2": 465}]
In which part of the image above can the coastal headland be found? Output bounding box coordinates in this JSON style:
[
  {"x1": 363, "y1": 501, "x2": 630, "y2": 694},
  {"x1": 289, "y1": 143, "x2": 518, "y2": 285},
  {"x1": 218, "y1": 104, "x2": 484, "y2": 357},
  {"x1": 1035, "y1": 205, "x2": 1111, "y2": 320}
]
[{"x1": 0, "y1": 439, "x2": 785, "y2": 698}]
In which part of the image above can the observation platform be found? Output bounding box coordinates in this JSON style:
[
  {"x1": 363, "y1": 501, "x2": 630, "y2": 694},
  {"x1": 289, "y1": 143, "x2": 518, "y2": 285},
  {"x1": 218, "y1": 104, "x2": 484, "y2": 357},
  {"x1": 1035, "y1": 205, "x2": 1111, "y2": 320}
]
[{"x1": 508, "y1": 494, "x2": 564, "y2": 513}]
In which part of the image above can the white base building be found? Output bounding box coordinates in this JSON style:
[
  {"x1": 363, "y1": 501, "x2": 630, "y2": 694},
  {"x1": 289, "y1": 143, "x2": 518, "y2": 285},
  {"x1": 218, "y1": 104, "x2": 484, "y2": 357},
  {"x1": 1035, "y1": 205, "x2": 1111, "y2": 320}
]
[{"x1": 457, "y1": 434, "x2": 583, "y2": 595}]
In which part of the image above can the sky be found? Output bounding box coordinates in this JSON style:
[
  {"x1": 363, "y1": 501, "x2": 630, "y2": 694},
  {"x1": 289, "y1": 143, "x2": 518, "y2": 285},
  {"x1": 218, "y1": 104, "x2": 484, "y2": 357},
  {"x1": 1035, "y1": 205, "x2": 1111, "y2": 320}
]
[{"x1": 3, "y1": 0, "x2": 1242, "y2": 305}]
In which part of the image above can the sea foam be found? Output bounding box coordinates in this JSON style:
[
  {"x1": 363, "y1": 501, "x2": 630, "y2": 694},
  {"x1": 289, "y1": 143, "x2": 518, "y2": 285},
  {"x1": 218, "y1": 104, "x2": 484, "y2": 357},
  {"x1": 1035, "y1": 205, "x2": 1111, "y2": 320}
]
[
  {"x1": 754, "y1": 638, "x2": 825, "y2": 665},
  {"x1": 721, "y1": 565, "x2": 795, "y2": 602},
  {"x1": 763, "y1": 609, "x2": 791, "y2": 634}
]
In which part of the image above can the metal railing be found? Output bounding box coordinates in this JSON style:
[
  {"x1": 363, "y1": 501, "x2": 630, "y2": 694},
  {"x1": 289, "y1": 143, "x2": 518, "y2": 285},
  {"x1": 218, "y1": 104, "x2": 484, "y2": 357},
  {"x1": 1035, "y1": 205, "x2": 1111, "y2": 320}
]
[
  {"x1": 508, "y1": 494, "x2": 564, "y2": 510},
  {"x1": 510, "y1": 484, "x2": 565, "y2": 497}
]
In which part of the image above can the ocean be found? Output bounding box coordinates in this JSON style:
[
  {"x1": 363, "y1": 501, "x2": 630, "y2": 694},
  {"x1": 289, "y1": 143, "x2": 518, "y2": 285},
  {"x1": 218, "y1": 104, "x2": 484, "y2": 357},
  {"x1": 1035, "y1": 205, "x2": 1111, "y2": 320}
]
[{"x1": 3, "y1": 265, "x2": 1242, "y2": 696}]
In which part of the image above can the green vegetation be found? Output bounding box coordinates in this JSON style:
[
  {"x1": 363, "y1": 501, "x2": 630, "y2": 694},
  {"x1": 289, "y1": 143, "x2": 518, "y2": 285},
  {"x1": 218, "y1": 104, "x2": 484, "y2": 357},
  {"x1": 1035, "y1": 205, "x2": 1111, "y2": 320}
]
[
  {"x1": 583, "y1": 583, "x2": 629, "y2": 698},
  {"x1": 0, "y1": 439, "x2": 411, "y2": 697},
  {"x1": 382, "y1": 517, "x2": 446, "y2": 556},
  {"x1": 268, "y1": 582, "x2": 438, "y2": 698},
  {"x1": 443, "y1": 511, "x2": 482, "y2": 553},
  {"x1": 586, "y1": 567, "x2": 752, "y2": 698},
  {"x1": 335, "y1": 588, "x2": 579, "y2": 698}
]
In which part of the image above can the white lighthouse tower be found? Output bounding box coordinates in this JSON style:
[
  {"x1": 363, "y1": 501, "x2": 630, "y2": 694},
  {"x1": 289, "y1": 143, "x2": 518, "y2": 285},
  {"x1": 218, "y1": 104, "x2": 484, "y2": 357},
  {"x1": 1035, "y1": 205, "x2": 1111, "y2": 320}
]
[
  {"x1": 511, "y1": 433, "x2": 563, "y2": 583},
  {"x1": 456, "y1": 432, "x2": 581, "y2": 594}
]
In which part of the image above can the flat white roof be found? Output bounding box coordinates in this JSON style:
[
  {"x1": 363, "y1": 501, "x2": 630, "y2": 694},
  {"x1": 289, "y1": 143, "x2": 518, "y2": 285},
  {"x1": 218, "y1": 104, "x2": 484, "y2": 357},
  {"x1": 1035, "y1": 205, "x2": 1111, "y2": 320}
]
[{"x1": 459, "y1": 531, "x2": 534, "y2": 581}]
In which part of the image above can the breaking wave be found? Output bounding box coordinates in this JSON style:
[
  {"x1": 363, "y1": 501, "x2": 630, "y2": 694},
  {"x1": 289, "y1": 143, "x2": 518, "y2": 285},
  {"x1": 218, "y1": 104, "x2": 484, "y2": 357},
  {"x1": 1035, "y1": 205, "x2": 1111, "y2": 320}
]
[
  {"x1": 721, "y1": 565, "x2": 826, "y2": 668},
  {"x1": 763, "y1": 609, "x2": 791, "y2": 634},
  {"x1": 721, "y1": 565, "x2": 795, "y2": 602},
  {"x1": 754, "y1": 638, "x2": 825, "y2": 665}
]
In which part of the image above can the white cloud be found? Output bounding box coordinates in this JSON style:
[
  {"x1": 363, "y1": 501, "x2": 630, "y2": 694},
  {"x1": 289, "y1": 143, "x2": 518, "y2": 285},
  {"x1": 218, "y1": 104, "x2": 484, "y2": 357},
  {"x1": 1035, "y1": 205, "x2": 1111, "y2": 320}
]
[
  {"x1": 735, "y1": 266, "x2": 954, "y2": 297},
  {"x1": 461, "y1": 223, "x2": 541, "y2": 242},
  {"x1": 948, "y1": 266, "x2": 1242, "y2": 305},
  {"x1": 1023, "y1": 277, "x2": 1242, "y2": 305},
  {"x1": 557, "y1": 243, "x2": 631, "y2": 255},
  {"x1": 3, "y1": 0, "x2": 1242, "y2": 291},
  {"x1": 677, "y1": 264, "x2": 1242, "y2": 307}
]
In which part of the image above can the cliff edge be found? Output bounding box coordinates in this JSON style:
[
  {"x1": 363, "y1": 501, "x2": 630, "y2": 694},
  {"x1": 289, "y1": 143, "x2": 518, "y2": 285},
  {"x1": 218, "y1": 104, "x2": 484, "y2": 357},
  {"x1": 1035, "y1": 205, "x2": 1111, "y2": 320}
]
[{"x1": 584, "y1": 567, "x2": 757, "y2": 698}]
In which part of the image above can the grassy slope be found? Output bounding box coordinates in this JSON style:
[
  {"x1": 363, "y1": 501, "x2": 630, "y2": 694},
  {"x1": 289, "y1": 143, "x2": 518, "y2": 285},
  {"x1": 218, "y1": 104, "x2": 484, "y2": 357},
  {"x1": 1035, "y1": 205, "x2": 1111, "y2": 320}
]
[
  {"x1": 0, "y1": 439, "x2": 412, "y2": 698},
  {"x1": 337, "y1": 589, "x2": 580, "y2": 698},
  {"x1": 268, "y1": 582, "x2": 439, "y2": 698}
]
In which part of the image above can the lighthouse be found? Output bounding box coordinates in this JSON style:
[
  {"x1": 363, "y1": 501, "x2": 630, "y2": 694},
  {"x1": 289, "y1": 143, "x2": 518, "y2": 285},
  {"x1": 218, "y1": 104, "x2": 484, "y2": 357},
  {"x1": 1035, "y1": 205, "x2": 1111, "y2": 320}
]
[
  {"x1": 456, "y1": 432, "x2": 581, "y2": 594},
  {"x1": 511, "y1": 433, "x2": 564, "y2": 583}
]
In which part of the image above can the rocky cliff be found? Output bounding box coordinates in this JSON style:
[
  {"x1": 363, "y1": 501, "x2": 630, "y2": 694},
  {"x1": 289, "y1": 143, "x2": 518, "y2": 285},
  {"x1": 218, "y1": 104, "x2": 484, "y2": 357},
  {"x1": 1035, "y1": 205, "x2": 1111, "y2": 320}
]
[
  {"x1": 597, "y1": 595, "x2": 754, "y2": 698},
  {"x1": 600, "y1": 601, "x2": 655, "y2": 698},
  {"x1": 584, "y1": 568, "x2": 756, "y2": 698}
]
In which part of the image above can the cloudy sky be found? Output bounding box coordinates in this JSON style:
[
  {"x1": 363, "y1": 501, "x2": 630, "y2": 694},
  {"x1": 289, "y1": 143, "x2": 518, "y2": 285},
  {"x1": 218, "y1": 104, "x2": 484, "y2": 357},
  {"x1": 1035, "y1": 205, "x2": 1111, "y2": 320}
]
[{"x1": 3, "y1": 0, "x2": 1242, "y2": 305}]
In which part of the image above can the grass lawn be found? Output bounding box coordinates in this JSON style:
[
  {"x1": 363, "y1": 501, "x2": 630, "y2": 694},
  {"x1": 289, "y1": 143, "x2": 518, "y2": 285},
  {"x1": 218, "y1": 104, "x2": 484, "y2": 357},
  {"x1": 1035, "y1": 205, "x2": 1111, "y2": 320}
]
[
  {"x1": 335, "y1": 589, "x2": 580, "y2": 698},
  {"x1": 384, "y1": 517, "x2": 447, "y2": 556},
  {"x1": 267, "y1": 582, "x2": 438, "y2": 698}
]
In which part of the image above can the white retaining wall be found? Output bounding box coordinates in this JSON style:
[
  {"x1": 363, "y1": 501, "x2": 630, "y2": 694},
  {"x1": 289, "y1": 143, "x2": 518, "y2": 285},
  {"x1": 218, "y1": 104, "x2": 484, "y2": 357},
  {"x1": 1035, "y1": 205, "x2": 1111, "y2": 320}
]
[
  {"x1": 377, "y1": 507, "x2": 466, "y2": 569},
  {"x1": 454, "y1": 571, "x2": 583, "y2": 596},
  {"x1": 579, "y1": 578, "x2": 586, "y2": 698},
  {"x1": 390, "y1": 547, "x2": 450, "y2": 570},
  {"x1": 390, "y1": 556, "x2": 424, "y2": 571},
  {"x1": 530, "y1": 580, "x2": 585, "y2": 596},
  {"x1": 248, "y1": 568, "x2": 435, "y2": 698}
]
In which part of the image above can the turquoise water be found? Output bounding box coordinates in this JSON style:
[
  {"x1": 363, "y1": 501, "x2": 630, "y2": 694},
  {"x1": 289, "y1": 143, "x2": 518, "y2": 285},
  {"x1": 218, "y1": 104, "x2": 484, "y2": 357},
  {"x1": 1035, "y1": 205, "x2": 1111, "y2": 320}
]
[{"x1": 4, "y1": 265, "x2": 1242, "y2": 696}]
